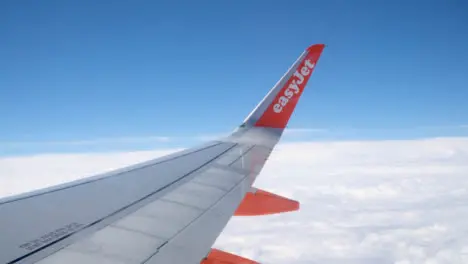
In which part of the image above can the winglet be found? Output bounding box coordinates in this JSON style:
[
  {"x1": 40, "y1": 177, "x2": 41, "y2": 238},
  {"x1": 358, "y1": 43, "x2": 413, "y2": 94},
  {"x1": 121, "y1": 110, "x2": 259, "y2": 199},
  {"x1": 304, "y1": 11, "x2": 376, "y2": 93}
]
[
  {"x1": 242, "y1": 44, "x2": 325, "y2": 129},
  {"x1": 255, "y1": 44, "x2": 325, "y2": 128}
]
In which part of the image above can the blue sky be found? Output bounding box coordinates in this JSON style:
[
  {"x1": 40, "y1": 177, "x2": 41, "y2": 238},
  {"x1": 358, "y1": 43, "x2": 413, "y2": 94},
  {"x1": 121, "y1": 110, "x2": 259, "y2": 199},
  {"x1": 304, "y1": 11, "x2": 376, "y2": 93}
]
[{"x1": 1, "y1": 0, "x2": 468, "y2": 155}]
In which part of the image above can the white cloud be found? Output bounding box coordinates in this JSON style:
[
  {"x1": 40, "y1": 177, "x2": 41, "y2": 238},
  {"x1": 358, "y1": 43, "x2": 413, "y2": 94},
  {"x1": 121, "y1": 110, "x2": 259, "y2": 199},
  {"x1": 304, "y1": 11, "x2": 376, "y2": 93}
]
[
  {"x1": 214, "y1": 137, "x2": 468, "y2": 264},
  {"x1": 0, "y1": 149, "x2": 179, "y2": 198},
  {"x1": 2, "y1": 137, "x2": 468, "y2": 263},
  {"x1": 3, "y1": 124, "x2": 468, "y2": 154}
]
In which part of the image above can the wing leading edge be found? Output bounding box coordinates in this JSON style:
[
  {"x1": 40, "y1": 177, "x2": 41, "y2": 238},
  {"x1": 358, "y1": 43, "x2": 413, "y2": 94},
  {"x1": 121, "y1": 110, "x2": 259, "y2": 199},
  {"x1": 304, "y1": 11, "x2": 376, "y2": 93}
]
[{"x1": 0, "y1": 44, "x2": 325, "y2": 264}]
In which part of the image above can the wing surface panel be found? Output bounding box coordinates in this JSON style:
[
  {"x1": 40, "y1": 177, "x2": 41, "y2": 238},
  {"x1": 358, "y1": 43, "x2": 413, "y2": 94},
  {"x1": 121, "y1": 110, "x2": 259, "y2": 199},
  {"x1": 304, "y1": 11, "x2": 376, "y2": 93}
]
[
  {"x1": 0, "y1": 142, "x2": 236, "y2": 264},
  {"x1": 36, "y1": 144, "x2": 262, "y2": 264},
  {"x1": 145, "y1": 173, "x2": 251, "y2": 264}
]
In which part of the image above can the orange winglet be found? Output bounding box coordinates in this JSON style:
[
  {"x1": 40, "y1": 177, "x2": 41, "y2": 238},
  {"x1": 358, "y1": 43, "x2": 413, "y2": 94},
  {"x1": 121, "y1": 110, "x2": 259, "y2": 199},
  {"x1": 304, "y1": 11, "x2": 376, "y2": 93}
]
[
  {"x1": 201, "y1": 248, "x2": 259, "y2": 264},
  {"x1": 234, "y1": 189, "x2": 299, "y2": 216},
  {"x1": 255, "y1": 44, "x2": 325, "y2": 128}
]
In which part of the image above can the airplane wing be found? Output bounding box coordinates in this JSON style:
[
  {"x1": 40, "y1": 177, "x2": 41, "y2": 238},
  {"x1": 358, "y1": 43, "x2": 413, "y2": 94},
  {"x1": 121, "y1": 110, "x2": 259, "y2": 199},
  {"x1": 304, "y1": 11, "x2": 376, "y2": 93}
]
[{"x1": 0, "y1": 44, "x2": 325, "y2": 264}]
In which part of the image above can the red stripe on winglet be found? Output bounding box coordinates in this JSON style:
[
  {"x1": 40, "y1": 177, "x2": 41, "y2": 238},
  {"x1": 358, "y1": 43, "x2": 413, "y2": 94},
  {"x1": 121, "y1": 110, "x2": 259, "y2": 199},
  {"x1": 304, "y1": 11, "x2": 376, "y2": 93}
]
[{"x1": 255, "y1": 44, "x2": 325, "y2": 128}]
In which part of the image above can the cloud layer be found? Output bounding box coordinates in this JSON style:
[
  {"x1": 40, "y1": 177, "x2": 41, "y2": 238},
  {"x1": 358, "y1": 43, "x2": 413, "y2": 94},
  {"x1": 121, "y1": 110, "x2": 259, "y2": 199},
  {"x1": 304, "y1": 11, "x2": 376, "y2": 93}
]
[
  {"x1": 3, "y1": 124, "x2": 467, "y2": 156},
  {"x1": 2, "y1": 137, "x2": 468, "y2": 263},
  {"x1": 0, "y1": 149, "x2": 178, "y2": 198},
  {"x1": 215, "y1": 137, "x2": 468, "y2": 264}
]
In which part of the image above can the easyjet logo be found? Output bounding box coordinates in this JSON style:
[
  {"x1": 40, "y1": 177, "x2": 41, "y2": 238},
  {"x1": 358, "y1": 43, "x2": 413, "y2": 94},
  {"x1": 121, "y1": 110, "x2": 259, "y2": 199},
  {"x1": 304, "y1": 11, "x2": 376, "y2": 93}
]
[{"x1": 273, "y1": 59, "x2": 315, "y2": 113}]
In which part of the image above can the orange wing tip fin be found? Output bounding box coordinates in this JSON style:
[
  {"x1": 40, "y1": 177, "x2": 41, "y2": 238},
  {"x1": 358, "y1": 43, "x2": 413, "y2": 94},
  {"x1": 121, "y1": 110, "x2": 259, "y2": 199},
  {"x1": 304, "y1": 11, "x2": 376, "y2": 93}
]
[
  {"x1": 234, "y1": 189, "x2": 300, "y2": 216},
  {"x1": 307, "y1": 43, "x2": 326, "y2": 52},
  {"x1": 254, "y1": 44, "x2": 325, "y2": 129},
  {"x1": 201, "y1": 248, "x2": 259, "y2": 264}
]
